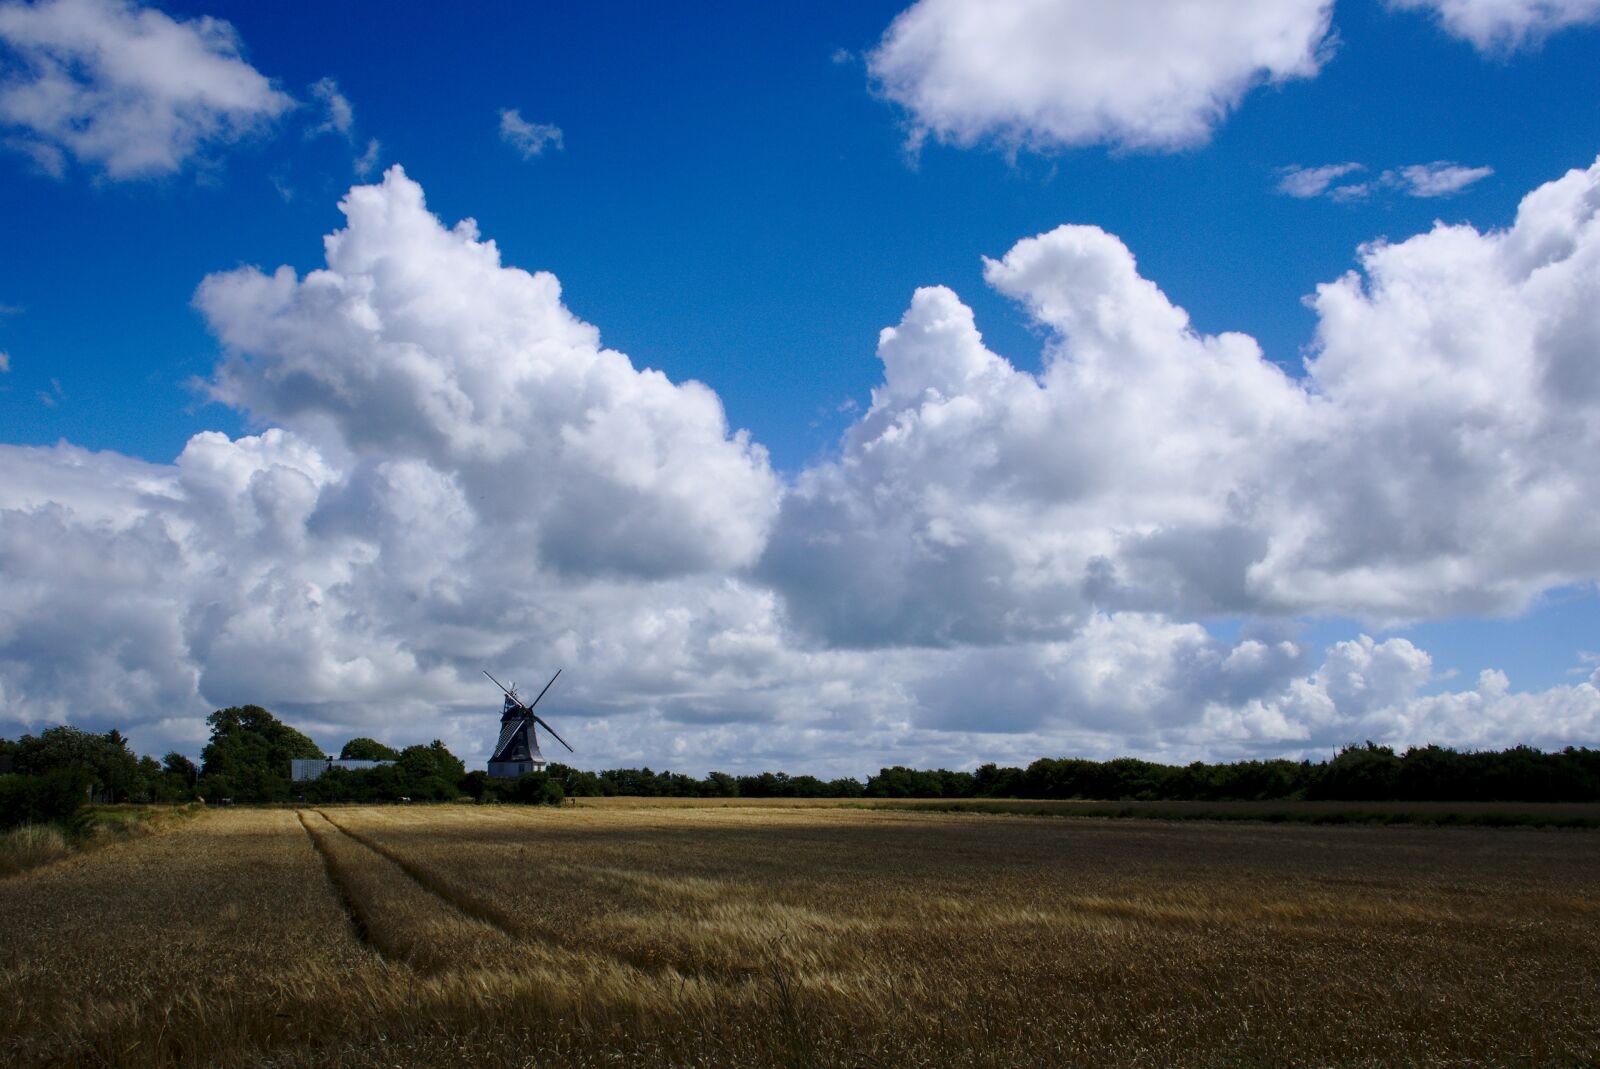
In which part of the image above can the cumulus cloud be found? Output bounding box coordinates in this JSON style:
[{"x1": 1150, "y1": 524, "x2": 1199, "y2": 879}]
[
  {"x1": 1197, "y1": 634, "x2": 1600, "y2": 755},
  {"x1": 867, "y1": 0, "x2": 1333, "y2": 153},
  {"x1": 498, "y1": 108, "x2": 562, "y2": 159},
  {"x1": 765, "y1": 155, "x2": 1600, "y2": 646},
  {"x1": 0, "y1": 0, "x2": 293, "y2": 178},
  {"x1": 197, "y1": 165, "x2": 778, "y2": 577},
  {"x1": 0, "y1": 166, "x2": 781, "y2": 762},
  {"x1": 1389, "y1": 0, "x2": 1600, "y2": 50},
  {"x1": 4, "y1": 161, "x2": 1600, "y2": 769}
]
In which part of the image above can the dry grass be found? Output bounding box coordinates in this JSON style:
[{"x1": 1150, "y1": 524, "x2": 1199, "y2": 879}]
[
  {"x1": 0, "y1": 804, "x2": 197, "y2": 880},
  {"x1": 0, "y1": 822, "x2": 71, "y2": 877},
  {"x1": 3, "y1": 803, "x2": 1598, "y2": 1067}
]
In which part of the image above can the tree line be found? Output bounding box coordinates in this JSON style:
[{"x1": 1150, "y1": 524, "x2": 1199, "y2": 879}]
[
  {"x1": 6, "y1": 703, "x2": 1600, "y2": 832},
  {"x1": 541, "y1": 745, "x2": 1600, "y2": 804}
]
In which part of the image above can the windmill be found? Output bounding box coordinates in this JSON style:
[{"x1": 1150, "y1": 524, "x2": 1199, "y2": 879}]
[{"x1": 483, "y1": 669, "x2": 574, "y2": 778}]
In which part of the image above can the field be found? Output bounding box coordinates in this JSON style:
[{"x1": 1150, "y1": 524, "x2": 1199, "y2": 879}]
[{"x1": 3, "y1": 804, "x2": 1599, "y2": 1067}]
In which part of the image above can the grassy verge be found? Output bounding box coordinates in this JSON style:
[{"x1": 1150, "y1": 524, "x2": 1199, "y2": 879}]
[{"x1": 0, "y1": 803, "x2": 202, "y2": 878}]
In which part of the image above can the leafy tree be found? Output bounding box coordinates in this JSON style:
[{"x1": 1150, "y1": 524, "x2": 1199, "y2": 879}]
[
  {"x1": 199, "y1": 706, "x2": 325, "y2": 802},
  {"x1": 12, "y1": 726, "x2": 148, "y2": 801},
  {"x1": 1310, "y1": 742, "x2": 1402, "y2": 801},
  {"x1": 0, "y1": 766, "x2": 91, "y2": 828},
  {"x1": 505, "y1": 770, "x2": 565, "y2": 806},
  {"x1": 458, "y1": 770, "x2": 495, "y2": 801},
  {"x1": 148, "y1": 752, "x2": 199, "y2": 804},
  {"x1": 394, "y1": 740, "x2": 466, "y2": 800},
  {"x1": 162, "y1": 752, "x2": 198, "y2": 785},
  {"x1": 340, "y1": 737, "x2": 401, "y2": 761},
  {"x1": 547, "y1": 763, "x2": 601, "y2": 797},
  {"x1": 866, "y1": 767, "x2": 975, "y2": 798},
  {"x1": 703, "y1": 771, "x2": 739, "y2": 797}
]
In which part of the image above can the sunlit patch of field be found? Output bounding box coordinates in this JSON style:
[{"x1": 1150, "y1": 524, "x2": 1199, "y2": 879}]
[{"x1": 3, "y1": 804, "x2": 1598, "y2": 1067}]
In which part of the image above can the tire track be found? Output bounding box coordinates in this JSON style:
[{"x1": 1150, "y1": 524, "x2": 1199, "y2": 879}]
[
  {"x1": 313, "y1": 809, "x2": 691, "y2": 980},
  {"x1": 315, "y1": 808, "x2": 530, "y2": 941},
  {"x1": 301, "y1": 808, "x2": 526, "y2": 973},
  {"x1": 295, "y1": 810, "x2": 396, "y2": 965}
]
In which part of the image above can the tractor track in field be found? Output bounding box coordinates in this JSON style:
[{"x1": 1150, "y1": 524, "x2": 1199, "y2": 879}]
[
  {"x1": 313, "y1": 808, "x2": 532, "y2": 943},
  {"x1": 295, "y1": 810, "x2": 394, "y2": 964},
  {"x1": 308, "y1": 809, "x2": 711, "y2": 981}
]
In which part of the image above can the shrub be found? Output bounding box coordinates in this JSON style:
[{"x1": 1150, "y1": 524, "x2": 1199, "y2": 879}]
[{"x1": 0, "y1": 822, "x2": 71, "y2": 877}]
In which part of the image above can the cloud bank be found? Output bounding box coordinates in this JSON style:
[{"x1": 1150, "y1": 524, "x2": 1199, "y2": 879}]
[{"x1": 3, "y1": 160, "x2": 1599, "y2": 770}]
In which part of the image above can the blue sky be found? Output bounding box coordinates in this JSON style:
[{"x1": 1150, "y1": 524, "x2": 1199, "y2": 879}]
[{"x1": 1, "y1": 0, "x2": 1598, "y2": 770}]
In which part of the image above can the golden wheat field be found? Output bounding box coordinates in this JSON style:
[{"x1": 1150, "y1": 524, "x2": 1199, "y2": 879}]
[{"x1": 3, "y1": 804, "x2": 1599, "y2": 1068}]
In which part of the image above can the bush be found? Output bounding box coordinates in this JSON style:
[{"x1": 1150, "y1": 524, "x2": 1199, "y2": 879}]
[
  {"x1": 505, "y1": 771, "x2": 564, "y2": 806},
  {"x1": 0, "y1": 768, "x2": 90, "y2": 829},
  {"x1": 0, "y1": 822, "x2": 71, "y2": 877}
]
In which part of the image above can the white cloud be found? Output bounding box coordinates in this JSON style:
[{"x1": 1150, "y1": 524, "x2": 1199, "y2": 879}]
[
  {"x1": 308, "y1": 77, "x2": 352, "y2": 138},
  {"x1": 498, "y1": 107, "x2": 562, "y2": 159},
  {"x1": 4, "y1": 160, "x2": 1600, "y2": 769},
  {"x1": 1395, "y1": 160, "x2": 1494, "y2": 197},
  {"x1": 0, "y1": 0, "x2": 293, "y2": 178},
  {"x1": 1389, "y1": 0, "x2": 1600, "y2": 50},
  {"x1": 867, "y1": 0, "x2": 1334, "y2": 153},
  {"x1": 0, "y1": 167, "x2": 782, "y2": 763},
  {"x1": 765, "y1": 155, "x2": 1600, "y2": 645},
  {"x1": 1278, "y1": 160, "x2": 1493, "y2": 201},
  {"x1": 196, "y1": 165, "x2": 778, "y2": 578},
  {"x1": 0, "y1": 350, "x2": 9, "y2": 372},
  {"x1": 1277, "y1": 162, "x2": 1364, "y2": 198},
  {"x1": 353, "y1": 136, "x2": 379, "y2": 177},
  {"x1": 1197, "y1": 634, "x2": 1600, "y2": 755}
]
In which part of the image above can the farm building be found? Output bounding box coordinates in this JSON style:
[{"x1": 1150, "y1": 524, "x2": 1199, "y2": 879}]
[{"x1": 290, "y1": 758, "x2": 394, "y2": 782}]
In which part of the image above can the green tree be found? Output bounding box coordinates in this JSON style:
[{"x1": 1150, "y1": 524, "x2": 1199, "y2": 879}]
[
  {"x1": 0, "y1": 766, "x2": 91, "y2": 828},
  {"x1": 150, "y1": 752, "x2": 199, "y2": 803},
  {"x1": 506, "y1": 770, "x2": 565, "y2": 806},
  {"x1": 547, "y1": 763, "x2": 600, "y2": 797},
  {"x1": 199, "y1": 706, "x2": 325, "y2": 802},
  {"x1": 702, "y1": 771, "x2": 739, "y2": 797},
  {"x1": 1309, "y1": 742, "x2": 1402, "y2": 801},
  {"x1": 340, "y1": 737, "x2": 401, "y2": 761},
  {"x1": 394, "y1": 740, "x2": 466, "y2": 800},
  {"x1": 162, "y1": 752, "x2": 198, "y2": 785},
  {"x1": 12, "y1": 726, "x2": 148, "y2": 801}
]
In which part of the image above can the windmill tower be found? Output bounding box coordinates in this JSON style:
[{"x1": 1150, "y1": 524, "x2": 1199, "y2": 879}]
[{"x1": 484, "y1": 670, "x2": 574, "y2": 778}]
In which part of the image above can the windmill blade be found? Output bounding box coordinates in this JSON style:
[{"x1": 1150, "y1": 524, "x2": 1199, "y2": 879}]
[
  {"x1": 483, "y1": 669, "x2": 523, "y2": 707},
  {"x1": 524, "y1": 669, "x2": 562, "y2": 711},
  {"x1": 532, "y1": 714, "x2": 574, "y2": 753}
]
